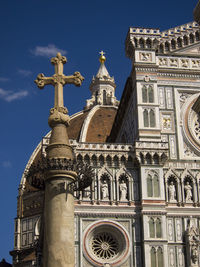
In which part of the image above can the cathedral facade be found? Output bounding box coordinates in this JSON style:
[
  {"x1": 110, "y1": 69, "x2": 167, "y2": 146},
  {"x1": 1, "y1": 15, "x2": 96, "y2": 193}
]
[{"x1": 11, "y1": 21, "x2": 200, "y2": 267}]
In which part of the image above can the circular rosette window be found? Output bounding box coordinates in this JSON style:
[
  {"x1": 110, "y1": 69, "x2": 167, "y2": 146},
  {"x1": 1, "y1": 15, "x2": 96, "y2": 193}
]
[
  {"x1": 83, "y1": 220, "x2": 130, "y2": 266},
  {"x1": 183, "y1": 94, "x2": 200, "y2": 155}
]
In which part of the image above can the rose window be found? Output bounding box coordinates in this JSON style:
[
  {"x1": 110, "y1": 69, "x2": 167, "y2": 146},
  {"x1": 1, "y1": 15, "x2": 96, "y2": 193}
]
[
  {"x1": 83, "y1": 220, "x2": 130, "y2": 266},
  {"x1": 91, "y1": 232, "x2": 119, "y2": 260}
]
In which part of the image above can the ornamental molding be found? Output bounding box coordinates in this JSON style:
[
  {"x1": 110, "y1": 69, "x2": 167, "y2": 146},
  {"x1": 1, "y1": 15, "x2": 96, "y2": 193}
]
[{"x1": 74, "y1": 212, "x2": 136, "y2": 218}]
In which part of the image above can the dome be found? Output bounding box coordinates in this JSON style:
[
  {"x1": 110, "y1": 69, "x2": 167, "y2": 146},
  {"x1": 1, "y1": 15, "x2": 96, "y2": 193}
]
[
  {"x1": 20, "y1": 52, "x2": 119, "y2": 193},
  {"x1": 68, "y1": 105, "x2": 117, "y2": 143}
]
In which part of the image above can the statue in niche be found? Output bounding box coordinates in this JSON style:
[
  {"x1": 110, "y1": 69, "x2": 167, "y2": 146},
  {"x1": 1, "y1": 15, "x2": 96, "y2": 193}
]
[
  {"x1": 119, "y1": 180, "x2": 127, "y2": 201},
  {"x1": 168, "y1": 181, "x2": 176, "y2": 201},
  {"x1": 82, "y1": 186, "x2": 91, "y2": 200},
  {"x1": 184, "y1": 182, "x2": 193, "y2": 202},
  {"x1": 101, "y1": 180, "x2": 109, "y2": 200}
]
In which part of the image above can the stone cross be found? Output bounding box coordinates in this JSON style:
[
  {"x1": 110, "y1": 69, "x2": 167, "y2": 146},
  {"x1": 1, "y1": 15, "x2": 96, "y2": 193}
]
[{"x1": 35, "y1": 52, "x2": 84, "y2": 109}]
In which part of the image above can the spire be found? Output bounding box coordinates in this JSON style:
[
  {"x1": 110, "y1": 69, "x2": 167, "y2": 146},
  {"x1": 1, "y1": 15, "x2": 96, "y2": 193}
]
[
  {"x1": 85, "y1": 51, "x2": 119, "y2": 109},
  {"x1": 96, "y1": 51, "x2": 111, "y2": 79}
]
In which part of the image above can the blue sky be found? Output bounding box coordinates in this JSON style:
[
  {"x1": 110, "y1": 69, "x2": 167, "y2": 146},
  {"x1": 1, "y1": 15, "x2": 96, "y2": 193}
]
[{"x1": 0, "y1": 0, "x2": 198, "y2": 262}]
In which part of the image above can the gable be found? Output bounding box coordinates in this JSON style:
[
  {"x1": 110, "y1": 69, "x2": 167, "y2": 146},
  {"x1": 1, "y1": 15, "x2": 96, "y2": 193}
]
[{"x1": 173, "y1": 42, "x2": 200, "y2": 55}]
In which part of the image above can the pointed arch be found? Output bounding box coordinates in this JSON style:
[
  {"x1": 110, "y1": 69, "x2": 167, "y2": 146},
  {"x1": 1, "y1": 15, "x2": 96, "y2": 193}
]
[
  {"x1": 121, "y1": 155, "x2": 126, "y2": 165},
  {"x1": 189, "y1": 33, "x2": 194, "y2": 43},
  {"x1": 143, "y1": 109, "x2": 149, "y2": 127},
  {"x1": 171, "y1": 39, "x2": 176, "y2": 49},
  {"x1": 149, "y1": 218, "x2": 155, "y2": 238},
  {"x1": 106, "y1": 155, "x2": 112, "y2": 167},
  {"x1": 159, "y1": 43, "x2": 164, "y2": 53},
  {"x1": 183, "y1": 35, "x2": 188, "y2": 45},
  {"x1": 153, "y1": 173, "x2": 160, "y2": 197},
  {"x1": 139, "y1": 38, "x2": 145, "y2": 48},
  {"x1": 146, "y1": 38, "x2": 152, "y2": 48},
  {"x1": 84, "y1": 154, "x2": 90, "y2": 164},
  {"x1": 153, "y1": 153, "x2": 159, "y2": 164},
  {"x1": 156, "y1": 218, "x2": 162, "y2": 238},
  {"x1": 195, "y1": 31, "x2": 200, "y2": 41},
  {"x1": 157, "y1": 247, "x2": 163, "y2": 267},
  {"x1": 150, "y1": 109, "x2": 155, "y2": 127},
  {"x1": 77, "y1": 154, "x2": 83, "y2": 162},
  {"x1": 147, "y1": 174, "x2": 153, "y2": 197},
  {"x1": 113, "y1": 155, "x2": 119, "y2": 167},
  {"x1": 165, "y1": 42, "x2": 170, "y2": 51},
  {"x1": 148, "y1": 85, "x2": 154, "y2": 103},
  {"x1": 99, "y1": 155, "x2": 104, "y2": 166},
  {"x1": 146, "y1": 153, "x2": 152, "y2": 164},
  {"x1": 150, "y1": 247, "x2": 156, "y2": 267},
  {"x1": 142, "y1": 85, "x2": 148, "y2": 102},
  {"x1": 134, "y1": 37, "x2": 138, "y2": 48},
  {"x1": 177, "y1": 37, "x2": 182, "y2": 48},
  {"x1": 91, "y1": 154, "x2": 97, "y2": 166}
]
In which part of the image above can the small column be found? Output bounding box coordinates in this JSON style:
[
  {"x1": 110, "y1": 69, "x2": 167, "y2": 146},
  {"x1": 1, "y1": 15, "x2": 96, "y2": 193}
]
[{"x1": 35, "y1": 53, "x2": 84, "y2": 267}]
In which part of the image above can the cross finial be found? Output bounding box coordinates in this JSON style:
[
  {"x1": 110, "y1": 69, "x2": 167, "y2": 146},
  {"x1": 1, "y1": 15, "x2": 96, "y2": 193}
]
[
  {"x1": 99, "y1": 50, "x2": 106, "y2": 64},
  {"x1": 99, "y1": 50, "x2": 105, "y2": 56},
  {"x1": 35, "y1": 53, "x2": 84, "y2": 109}
]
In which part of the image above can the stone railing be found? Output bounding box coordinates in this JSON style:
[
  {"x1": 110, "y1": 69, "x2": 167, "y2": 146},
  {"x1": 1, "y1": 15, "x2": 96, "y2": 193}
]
[{"x1": 42, "y1": 137, "x2": 134, "y2": 156}]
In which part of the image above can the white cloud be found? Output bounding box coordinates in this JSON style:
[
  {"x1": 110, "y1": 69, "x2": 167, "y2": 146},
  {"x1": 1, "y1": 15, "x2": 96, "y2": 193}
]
[
  {"x1": 0, "y1": 77, "x2": 9, "y2": 82},
  {"x1": 0, "y1": 88, "x2": 28, "y2": 102},
  {"x1": 31, "y1": 44, "x2": 67, "y2": 57},
  {"x1": 2, "y1": 161, "x2": 12, "y2": 168},
  {"x1": 18, "y1": 69, "x2": 32, "y2": 77}
]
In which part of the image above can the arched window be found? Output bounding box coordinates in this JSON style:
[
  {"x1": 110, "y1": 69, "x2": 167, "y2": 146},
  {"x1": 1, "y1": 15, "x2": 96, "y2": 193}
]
[
  {"x1": 99, "y1": 155, "x2": 104, "y2": 166},
  {"x1": 142, "y1": 85, "x2": 154, "y2": 103},
  {"x1": 95, "y1": 91, "x2": 98, "y2": 103},
  {"x1": 177, "y1": 37, "x2": 182, "y2": 48},
  {"x1": 142, "y1": 85, "x2": 148, "y2": 102},
  {"x1": 77, "y1": 154, "x2": 83, "y2": 162},
  {"x1": 113, "y1": 155, "x2": 119, "y2": 167},
  {"x1": 148, "y1": 86, "x2": 154, "y2": 103},
  {"x1": 143, "y1": 109, "x2": 156, "y2": 128},
  {"x1": 159, "y1": 44, "x2": 164, "y2": 53},
  {"x1": 139, "y1": 38, "x2": 144, "y2": 48},
  {"x1": 150, "y1": 247, "x2": 163, "y2": 267},
  {"x1": 144, "y1": 109, "x2": 149, "y2": 127},
  {"x1": 147, "y1": 173, "x2": 160, "y2": 197},
  {"x1": 183, "y1": 35, "x2": 188, "y2": 45},
  {"x1": 150, "y1": 247, "x2": 156, "y2": 267},
  {"x1": 103, "y1": 90, "x2": 107, "y2": 105},
  {"x1": 171, "y1": 39, "x2": 176, "y2": 49},
  {"x1": 149, "y1": 217, "x2": 162, "y2": 238},
  {"x1": 195, "y1": 31, "x2": 200, "y2": 41},
  {"x1": 153, "y1": 174, "x2": 160, "y2": 197},
  {"x1": 157, "y1": 247, "x2": 163, "y2": 267},
  {"x1": 190, "y1": 33, "x2": 194, "y2": 43},
  {"x1": 146, "y1": 39, "x2": 152, "y2": 48},
  {"x1": 149, "y1": 218, "x2": 155, "y2": 238},
  {"x1": 106, "y1": 155, "x2": 112, "y2": 167},
  {"x1": 150, "y1": 109, "x2": 156, "y2": 127},
  {"x1": 134, "y1": 37, "x2": 138, "y2": 48},
  {"x1": 147, "y1": 174, "x2": 153, "y2": 197},
  {"x1": 165, "y1": 42, "x2": 170, "y2": 51},
  {"x1": 92, "y1": 155, "x2": 97, "y2": 166},
  {"x1": 156, "y1": 218, "x2": 162, "y2": 238},
  {"x1": 84, "y1": 154, "x2": 90, "y2": 164}
]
